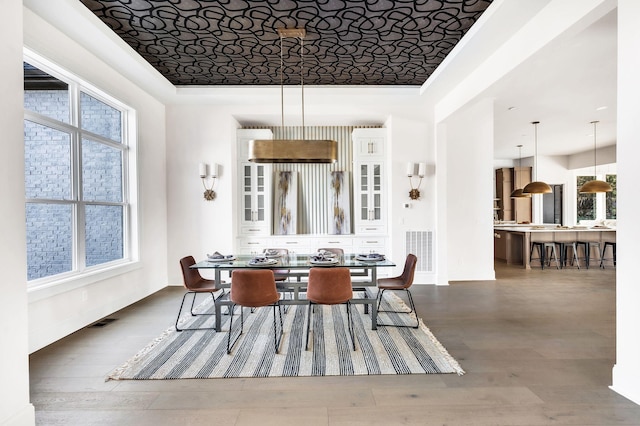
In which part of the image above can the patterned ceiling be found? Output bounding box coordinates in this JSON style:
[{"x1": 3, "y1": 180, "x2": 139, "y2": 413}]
[{"x1": 79, "y1": 0, "x2": 492, "y2": 86}]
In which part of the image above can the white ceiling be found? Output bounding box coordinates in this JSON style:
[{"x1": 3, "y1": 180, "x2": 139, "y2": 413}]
[{"x1": 491, "y1": 9, "x2": 617, "y2": 161}]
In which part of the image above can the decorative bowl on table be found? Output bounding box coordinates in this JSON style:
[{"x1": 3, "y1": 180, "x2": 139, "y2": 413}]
[
  {"x1": 248, "y1": 256, "x2": 278, "y2": 266},
  {"x1": 264, "y1": 249, "x2": 282, "y2": 258},
  {"x1": 355, "y1": 253, "x2": 385, "y2": 262},
  {"x1": 309, "y1": 254, "x2": 339, "y2": 265},
  {"x1": 207, "y1": 252, "x2": 236, "y2": 262}
]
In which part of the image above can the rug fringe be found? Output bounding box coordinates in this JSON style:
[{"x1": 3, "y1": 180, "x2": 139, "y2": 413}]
[{"x1": 106, "y1": 291, "x2": 222, "y2": 381}]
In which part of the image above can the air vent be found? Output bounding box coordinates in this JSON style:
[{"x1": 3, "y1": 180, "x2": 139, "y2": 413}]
[
  {"x1": 406, "y1": 230, "x2": 433, "y2": 272},
  {"x1": 87, "y1": 318, "x2": 117, "y2": 328}
]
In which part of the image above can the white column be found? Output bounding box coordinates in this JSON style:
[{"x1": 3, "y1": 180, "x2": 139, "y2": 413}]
[
  {"x1": 437, "y1": 98, "x2": 496, "y2": 282},
  {"x1": 0, "y1": 2, "x2": 36, "y2": 425},
  {"x1": 611, "y1": 0, "x2": 640, "y2": 405}
]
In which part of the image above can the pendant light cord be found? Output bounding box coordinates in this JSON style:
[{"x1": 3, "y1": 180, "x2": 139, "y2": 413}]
[
  {"x1": 280, "y1": 35, "x2": 284, "y2": 128},
  {"x1": 532, "y1": 121, "x2": 539, "y2": 181},
  {"x1": 301, "y1": 35, "x2": 305, "y2": 140},
  {"x1": 592, "y1": 120, "x2": 598, "y2": 178}
]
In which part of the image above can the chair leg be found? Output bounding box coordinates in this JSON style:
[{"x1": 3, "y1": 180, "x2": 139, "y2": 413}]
[
  {"x1": 376, "y1": 289, "x2": 419, "y2": 328},
  {"x1": 305, "y1": 301, "x2": 313, "y2": 350},
  {"x1": 272, "y1": 303, "x2": 284, "y2": 353},
  {"x1": 346, "y1": 301, "x2": 356, "y2": 351},
  {"x1": 226, "y1": 304, "x2": 244, "y2": 354},
  {"x1": 176, "y1": 291, "x2": 218, "y2": 332}
]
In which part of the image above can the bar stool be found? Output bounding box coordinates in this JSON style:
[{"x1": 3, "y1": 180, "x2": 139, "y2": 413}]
[
  {"x1": 600, "y1": 242, "x2": 616, "y2": 268},
  {"x1": 530, "y1": 242, "x2": 560, "y2": 270},
  {"x1": 560, "y1": 242, "x2": 580, "y2": 269},
  {"x1": 576, "y1": 241, "x2": 602, "y2": 269}
]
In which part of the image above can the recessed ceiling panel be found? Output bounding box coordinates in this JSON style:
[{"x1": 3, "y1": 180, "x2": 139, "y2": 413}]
[{"x1": 79, "y1": 0, "x2": 492, "y2": 86}]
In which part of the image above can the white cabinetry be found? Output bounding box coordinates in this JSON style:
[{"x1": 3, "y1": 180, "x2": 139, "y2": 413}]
[
  {"x1": 237, "y1": 129, "x2": 272, "y2": 236},
  {"x1": 353, "y1": 128, "x2": 387, "y2": 235}
]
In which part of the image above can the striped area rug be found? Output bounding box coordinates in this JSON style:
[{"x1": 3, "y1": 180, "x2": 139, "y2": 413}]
[{"x1": 107, "y1": 291, "x2": 464, "y2": 380}]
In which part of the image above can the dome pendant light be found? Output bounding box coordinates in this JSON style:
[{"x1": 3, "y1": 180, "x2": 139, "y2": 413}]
[
  {"x1": 579, "y1": 121, "x2": 612, "y2": 193},
  {"x1": 522, "y1": 121, "x2": 552, "y2": 194},
  {"x1": 511, "y1": 144, "x2": 532, "y2": 198}
]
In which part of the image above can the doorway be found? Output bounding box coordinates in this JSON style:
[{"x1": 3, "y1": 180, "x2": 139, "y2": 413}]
[{"x1": 543, "y1": 184, "x2": 563, "y2": 225}]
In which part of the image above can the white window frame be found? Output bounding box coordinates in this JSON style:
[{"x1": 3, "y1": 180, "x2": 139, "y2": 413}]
[{"x1": 24, "y1": 50, "x2": 139, "y2": 297}]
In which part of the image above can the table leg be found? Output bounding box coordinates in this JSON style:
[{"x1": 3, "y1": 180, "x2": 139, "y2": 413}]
[
  {"x1": 523, "y1": 233, "x2": 531, "y2": 269},
  {"x1": 215, "y1": 269, "x2": 222, "y2": 332},
  {"x1": 370, "y1": 267, "x2": 377, "y2": 330}
]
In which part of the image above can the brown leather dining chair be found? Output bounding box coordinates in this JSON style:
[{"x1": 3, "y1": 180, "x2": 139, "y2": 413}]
[
  {"x1": 376, "y1": 253, "x2": 419, "y2": 328},
  {"x1": 226, "y1": 269, "x2": 283, "y2": 354},
  {"x1": 176, "y1": 256, "x2": 226, "y2": 332},
  {"x1": 305, "y1": 267, "x2": 356, "y2": 351}
]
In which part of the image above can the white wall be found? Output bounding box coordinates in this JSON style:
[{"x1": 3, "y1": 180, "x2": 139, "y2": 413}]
[
  {"x1": 441, "y1": 98, "x2": 496, "y2": 282},
  {"x1": 611, "y1": 0, "x2": 640, "y2": 405},
  {"x1": 165, "y1": 105, "x2": 240, "y2": 284},
  {"x1": 0, "y1": 2, "x2": 35, "y2": 425},
  {"x1": 24, "y1": 7, "x2": 169, "y2": 352},
  {"x1": 386, "y1": 116, "x2": 435, "y2": 283}
]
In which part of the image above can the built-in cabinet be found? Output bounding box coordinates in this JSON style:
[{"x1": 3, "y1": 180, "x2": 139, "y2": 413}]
[
  {"x1": 353, "y1": 128, "x2": 387, "y2": 235},
  {"x1": 237, "y1": 129, "x2": 273, "y2": 236},
  {"x1": 235, "y1": 128, "x2": 389, "y2": 268},
  {"x1": 495, "y1": 166, "x2": 532, "y2": 223}
]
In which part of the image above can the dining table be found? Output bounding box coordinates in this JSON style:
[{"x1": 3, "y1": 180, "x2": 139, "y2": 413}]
[{"x1": 191, "y1": 253, "x2": 396, "y2": 331}]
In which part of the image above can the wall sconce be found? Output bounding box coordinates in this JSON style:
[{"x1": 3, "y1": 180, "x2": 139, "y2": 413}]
[
  {"x1": 407, "y1": 162, "x2": 426, "y2": 200},
  {"x1": 199, "y1": 162, "x2": 219, "y2": 201}
]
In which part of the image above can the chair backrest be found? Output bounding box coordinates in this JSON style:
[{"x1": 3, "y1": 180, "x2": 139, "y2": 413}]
[
  {"x1": 264, "y1": 248, "x2": 288, "y2": 258},
  {"x1": 179, "y1": 256, "x2": 204, "y2": 290},
  {"x1": 264, "y1": 248, "x2": 289, "y2": 276},
  {"x1": 399, "y1": 254, "x2": 418, "y2": 289},
  {"x1": 317, "y1": 247, "x2": 344, "y2": 256},
  {"x1": 307, "y1": 267, "x2": 352, "y2": 305},
  {"x1": 230, "y1": 269, "x2": 279, "y2": 307}
]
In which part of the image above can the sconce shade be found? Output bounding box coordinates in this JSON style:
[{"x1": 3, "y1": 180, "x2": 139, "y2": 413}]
[
  {"x1": 249, "y1": 139, "x2": 337, "y2": 163},
  {"x1": 579, "y1": 179, "x2": 612, "y2": 193},
  {"x1": 522, "y1": 181, "x2": 552, "y2": 194},
  {"x1": 406, "y1": 162, "x2": 415, "y2": 177},
  {"x1": 417, "y1": 162, "x2": 426, "y2": 177},
  {"x1": 198, "y1": 163, "x2": 207, "y2": 178}
]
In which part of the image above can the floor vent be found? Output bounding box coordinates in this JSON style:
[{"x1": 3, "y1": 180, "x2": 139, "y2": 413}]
[
  {"x1": 406, "y1": 230, "x2": 433, "y2": 273},
  {"x1": 87, "y1": 318, "x2": 118, "y2": 328}
]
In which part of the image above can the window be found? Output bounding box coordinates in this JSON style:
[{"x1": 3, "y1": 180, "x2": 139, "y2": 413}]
[
  {"x1": 576, "y1": 174, "x2": 616, "y2": 222},
  {"x1": 24, "y1": 56, "x2": 133, "y2": 284}
]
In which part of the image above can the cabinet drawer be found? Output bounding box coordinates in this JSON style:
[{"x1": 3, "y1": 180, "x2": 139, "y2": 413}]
[
  {"x1": 240, "y1": 225, "x2": 269, "y2": 235},
  {"x1": 356, "y1": 224, "x2": 386, "y2": 234}
]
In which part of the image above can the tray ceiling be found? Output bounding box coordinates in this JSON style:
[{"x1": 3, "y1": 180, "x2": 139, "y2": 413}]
[{"x1": 78, "y1": 0, "x2": 493, "y2": 86}]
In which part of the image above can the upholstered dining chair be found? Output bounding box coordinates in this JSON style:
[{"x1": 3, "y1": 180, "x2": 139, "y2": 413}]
[
  {"x1": 176, "y1": 256, "x2": 226, "y2": 332},
  {"x1": 376, "y1": 253, "x2": 419, "y2": 328},
  {"x1": 226, "y1": 269, "x2": 283, "y2": 354},
  {"x1": 305, "y1": 267, "x2": 356, "y2": 351}
]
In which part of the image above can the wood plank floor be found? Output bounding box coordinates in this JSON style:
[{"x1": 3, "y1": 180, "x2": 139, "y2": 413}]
[{"x1": 29, "y1": 262, "x2": 640, "y2": 425}]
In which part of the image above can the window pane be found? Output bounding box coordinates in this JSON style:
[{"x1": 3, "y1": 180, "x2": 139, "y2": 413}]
[
  {"x1": 606, "y1": 174, "x2": 617, "y2": 219},
  {"x1": 577, "y1": 176, "x2": 596, "y2": 221},
  {"x1": 81, "y1": 92, "x2": 122, "y2": 142},
  {"x1": 85, "y1": 205, "x2": 124, "y2": 267},
  {"x1": 26, "y1": 203, "x2": 73, "y2": 280},
  {"x1": 24, "y1": 120, "x2": 72, "y2": 200},
  {"x1": 23, "y1": 62, "x2": 70, "y2": 123},
  {"x1": 82, "y1": 139, "x2": 123, "y2": 202}
]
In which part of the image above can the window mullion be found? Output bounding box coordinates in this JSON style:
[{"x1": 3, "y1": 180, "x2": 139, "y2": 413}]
[{"x1": 71, "y1": 83, "x2": 86, "y2": 272}]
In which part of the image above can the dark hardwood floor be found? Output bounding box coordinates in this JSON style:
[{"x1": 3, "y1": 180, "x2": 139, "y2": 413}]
[{"x1": 29, "y1": 262, "x2": 640, "y2": 425}]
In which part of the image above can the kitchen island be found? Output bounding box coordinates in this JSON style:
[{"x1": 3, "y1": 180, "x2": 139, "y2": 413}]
[{"x1": 494, "y1": 225, "x2": 616, "y2": 269}]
